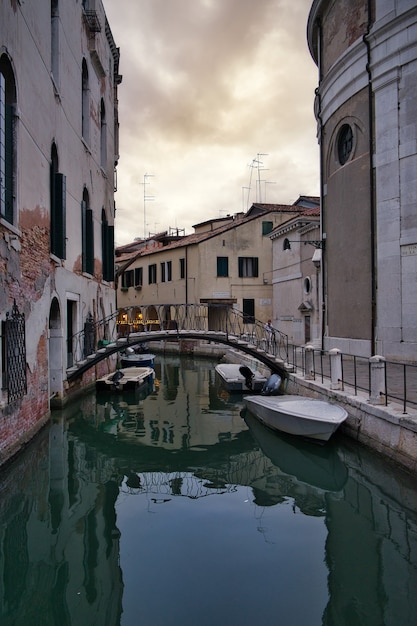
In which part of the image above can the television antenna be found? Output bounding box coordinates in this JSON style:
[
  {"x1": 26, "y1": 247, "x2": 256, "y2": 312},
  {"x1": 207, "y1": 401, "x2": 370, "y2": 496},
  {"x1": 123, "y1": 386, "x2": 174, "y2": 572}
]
[
  {"x1": 246, "y1": 153, "x2": 269, "y2": 207},
  {"x1": 142, "y1": 173, "x2": 155, "y2": 239}
]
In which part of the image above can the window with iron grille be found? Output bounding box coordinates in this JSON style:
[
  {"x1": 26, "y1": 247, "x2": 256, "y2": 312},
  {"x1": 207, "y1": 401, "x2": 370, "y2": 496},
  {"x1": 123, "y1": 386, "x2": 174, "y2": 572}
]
[{"x1": 3, "y1": 301, "x2": 27, "y2": 403}]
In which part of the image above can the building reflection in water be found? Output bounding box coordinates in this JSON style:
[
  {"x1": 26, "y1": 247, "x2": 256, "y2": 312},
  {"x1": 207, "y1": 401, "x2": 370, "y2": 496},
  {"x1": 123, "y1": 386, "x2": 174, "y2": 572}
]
[{"x1": 0, "y1": 356, "x2": 416, "y2": 625}]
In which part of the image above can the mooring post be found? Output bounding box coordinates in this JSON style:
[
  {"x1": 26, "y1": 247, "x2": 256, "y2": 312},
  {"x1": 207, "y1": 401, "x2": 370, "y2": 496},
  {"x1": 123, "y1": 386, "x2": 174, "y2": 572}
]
[
  {"x1": 304, "y1": 344, "x2": 315, "y2": 380},
  {"x1": 369, "y1": 355, "x2": 386, "y2": 405},
  {"x1": 329, "y1": 348, "x2": 342, "y2": 390}
]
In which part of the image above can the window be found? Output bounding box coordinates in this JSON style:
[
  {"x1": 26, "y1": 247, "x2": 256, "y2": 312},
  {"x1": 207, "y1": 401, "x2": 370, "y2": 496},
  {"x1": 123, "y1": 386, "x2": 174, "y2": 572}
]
[
  {"x1": 134, "y1": 267, "x2": 143, "y2": 287},
  {"x1": 50, "y1": 144, "x2": 66, "y2": 259},
  {"x1": 101, "y1": 208, "x2": 114, "y2": 281},
  {"x1": 337, "y1": 124, "x2": 353, "y2": 165},
  {"x1": 81, "y1": 188, "x2": 94, "y2": 275},
  {"x1": 243, "y1": 299, "x2": 255, "y2": 324},
  {"x1": 0, "y1": 55, "x2": 16, "y2": 224},
  {"x1": 180, "y1": 258, "x2": 185, "y2": 279},
  {"x1": 81, "y1": 59, "x2": 89, "y2": 143},
  {"x1": 217, "y1": 256, "x2": 229, "y2": 277},
  {"x1": 238, "y1": 257, "x2": 258, "y2": 277},
  {"x1": 122, "y1": 270, "x2": 134, "y2": 289},
  {"x1": 304, "y1": 276, "x2": 312, "y2": 295},
  {"x1": 262, "y1": 221, "x2": 273, "y2": 236},
  {"x1": 161, "y1": 261, "x2": 172, "y2": 282},
  {"x1": 148, "y1": 264, "x2": 157, "y2": 284}
]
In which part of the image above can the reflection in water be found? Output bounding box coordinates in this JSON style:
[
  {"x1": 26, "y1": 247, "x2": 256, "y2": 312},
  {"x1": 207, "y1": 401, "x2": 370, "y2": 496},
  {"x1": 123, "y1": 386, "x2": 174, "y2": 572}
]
[{"x1": 0, "y1": 356, "x2": 416, "y2": 625}]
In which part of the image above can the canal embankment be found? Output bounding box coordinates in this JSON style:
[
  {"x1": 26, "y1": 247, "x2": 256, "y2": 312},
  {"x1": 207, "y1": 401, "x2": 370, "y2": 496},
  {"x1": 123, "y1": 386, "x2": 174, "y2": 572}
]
[{"x1": 149, "y1": 338, "x2": 417, "y2": 474}]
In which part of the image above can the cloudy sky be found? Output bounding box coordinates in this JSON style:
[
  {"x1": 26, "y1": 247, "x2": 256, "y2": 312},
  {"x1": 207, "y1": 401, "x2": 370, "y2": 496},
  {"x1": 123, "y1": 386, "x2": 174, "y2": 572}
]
[{"x1": 103, "y1": 0, "x2": 319, "y2": 247}]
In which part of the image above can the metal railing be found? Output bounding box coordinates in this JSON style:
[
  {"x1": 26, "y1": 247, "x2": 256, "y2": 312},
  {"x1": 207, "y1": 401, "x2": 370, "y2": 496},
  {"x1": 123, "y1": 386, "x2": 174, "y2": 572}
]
[
  {"x1": 288, "y1": 345, "x2": 417, "y2": 413},
  {"x1": 69, "y1": 304, "x2": 289, "y2": 370}
]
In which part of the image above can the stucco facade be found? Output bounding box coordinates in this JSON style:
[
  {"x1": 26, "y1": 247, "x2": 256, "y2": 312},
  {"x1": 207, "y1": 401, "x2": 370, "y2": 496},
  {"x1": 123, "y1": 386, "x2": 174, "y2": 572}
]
[
  {"x1": 270, "y1": 210, "x2": 322, "y2": 346},
  {"x1": 308, "y1": 0, "x2": 417, "y2": 360},
  {"x1": 0, "y1": 1, "x2": 120, "y2": 464},
  {"x1": 116, "y1": 204, "x2": 305, "y2": 329}
]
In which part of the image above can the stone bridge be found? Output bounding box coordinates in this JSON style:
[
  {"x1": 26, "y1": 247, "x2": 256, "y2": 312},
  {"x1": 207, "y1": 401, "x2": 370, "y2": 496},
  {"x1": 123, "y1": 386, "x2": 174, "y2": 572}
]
[{"x1": 66, "y1": 304, "x2": 289, "y2": 381}]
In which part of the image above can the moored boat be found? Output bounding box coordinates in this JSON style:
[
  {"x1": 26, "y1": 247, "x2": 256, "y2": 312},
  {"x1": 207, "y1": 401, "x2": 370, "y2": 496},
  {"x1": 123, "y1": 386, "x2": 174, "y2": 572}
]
[
  {"x1": 243, "y1": 394, "x2": 348, "y2": 442},
  {"x1": 120, "y1": 345, "x2": 156, "y2": 368},
  {"x1": 120, "y1": 353, "x2": 156, "y2": 368},
  {"x1": 215, "y1": 363, "x2": 268, "y2": 393},
  {"x1": 96, "y1": 366, "x2": 154, "y2": 392}
]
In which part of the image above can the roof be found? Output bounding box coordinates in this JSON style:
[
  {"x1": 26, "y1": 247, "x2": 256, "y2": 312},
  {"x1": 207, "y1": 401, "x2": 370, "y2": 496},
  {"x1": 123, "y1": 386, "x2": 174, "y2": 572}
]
[{"x1": 115, "y1": 202, "x2": 305, "y2": 274}]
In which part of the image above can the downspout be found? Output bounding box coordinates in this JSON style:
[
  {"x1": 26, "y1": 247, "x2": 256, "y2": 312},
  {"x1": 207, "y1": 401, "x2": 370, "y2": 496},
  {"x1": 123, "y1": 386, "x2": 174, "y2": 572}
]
[{"x1": 364, "y1": 0, "x2": 377, "y2": 355}]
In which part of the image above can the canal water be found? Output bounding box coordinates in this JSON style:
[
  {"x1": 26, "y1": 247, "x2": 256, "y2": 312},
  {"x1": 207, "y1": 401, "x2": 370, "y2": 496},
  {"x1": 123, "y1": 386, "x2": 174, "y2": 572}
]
[{"x1": 1, "y1": 355, "x2": 417, "y2": 626}]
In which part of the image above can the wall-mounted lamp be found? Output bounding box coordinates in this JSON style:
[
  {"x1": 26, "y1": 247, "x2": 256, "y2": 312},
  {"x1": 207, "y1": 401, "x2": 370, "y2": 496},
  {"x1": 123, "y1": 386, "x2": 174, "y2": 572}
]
[{"x1": 283, "y1": 237, "x2": 325, "y2": 250}]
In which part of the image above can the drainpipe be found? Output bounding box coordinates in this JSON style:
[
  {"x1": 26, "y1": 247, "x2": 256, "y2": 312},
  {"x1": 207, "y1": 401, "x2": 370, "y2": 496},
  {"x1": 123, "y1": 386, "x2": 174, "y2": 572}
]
[{"x1": 364, "y1": 0, "x2": 377, "y2": 355}]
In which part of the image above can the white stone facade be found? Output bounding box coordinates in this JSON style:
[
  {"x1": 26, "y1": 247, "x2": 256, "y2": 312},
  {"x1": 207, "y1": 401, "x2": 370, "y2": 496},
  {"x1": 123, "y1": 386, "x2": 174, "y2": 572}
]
[{"x1": 308, "y1": 0, "x2": 417, "y2": 361}]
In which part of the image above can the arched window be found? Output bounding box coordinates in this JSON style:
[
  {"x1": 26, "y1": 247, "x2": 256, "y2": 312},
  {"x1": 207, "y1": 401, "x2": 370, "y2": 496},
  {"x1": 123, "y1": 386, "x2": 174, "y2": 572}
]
[
  {"x1": 100, "y1": 98, "x2": 107, "y2": 169},
  {"x1": 81, "y1": 187, "x2": 94, "y2": 274},
  {"x1": 50, "y1": 143, "x2": 66, "y2": 259},
  {"x1": 81, "y1": 59, "x2": 89, "y2": 143},
  {"x1": 0, "y1": 54, "x2": 16, "y2": 224}
]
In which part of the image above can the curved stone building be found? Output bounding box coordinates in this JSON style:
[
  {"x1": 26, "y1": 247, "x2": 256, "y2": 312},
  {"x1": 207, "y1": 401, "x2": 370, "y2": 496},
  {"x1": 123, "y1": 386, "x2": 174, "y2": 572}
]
[{"x1": 307, "y1": 0, "x2": 417, "y2": 360}]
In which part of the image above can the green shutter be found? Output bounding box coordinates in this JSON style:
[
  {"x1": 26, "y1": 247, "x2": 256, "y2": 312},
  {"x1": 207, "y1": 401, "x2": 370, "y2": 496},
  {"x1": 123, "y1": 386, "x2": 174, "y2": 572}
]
[
  {"x1": 4, "y1": 104, "x2": 13, "y2": 223},
  {"x1": 81, "y1": 200, "x2": 87, "y2": 273},
  {"x1": 86, "y1": 208, "x2": 94, "y2": 275},
  {"x1": 106, "y1": 224, "x2": 114, "y2": 281},
  {"x1": 52, "y1": 173, "x2": 66, "y2": 259}
]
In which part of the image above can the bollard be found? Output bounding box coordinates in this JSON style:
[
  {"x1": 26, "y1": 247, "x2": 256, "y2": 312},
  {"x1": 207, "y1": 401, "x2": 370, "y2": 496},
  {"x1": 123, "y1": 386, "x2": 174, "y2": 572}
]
[
  {"x1": 304, "y1": 344, "x2": 315, "y2": 380},
  {"x1": 329, "y1": 348, "x2": 342, "y2": 390},
  {"x1": 369, "y1": 355, "x2": 386, "y2": 405}
]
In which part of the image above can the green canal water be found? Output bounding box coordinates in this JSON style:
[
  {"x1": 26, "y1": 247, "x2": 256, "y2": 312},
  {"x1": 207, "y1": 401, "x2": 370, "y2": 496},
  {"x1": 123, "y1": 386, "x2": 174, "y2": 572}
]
[{"x1": 1, "y1": 355, "x2": 417, "y2": 626}]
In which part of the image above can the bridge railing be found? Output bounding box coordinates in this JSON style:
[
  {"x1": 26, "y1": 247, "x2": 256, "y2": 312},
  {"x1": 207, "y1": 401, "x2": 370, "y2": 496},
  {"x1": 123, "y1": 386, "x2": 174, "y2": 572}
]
[{"x1": 68, "y1": 304, "x2": 289, "y2": 368}]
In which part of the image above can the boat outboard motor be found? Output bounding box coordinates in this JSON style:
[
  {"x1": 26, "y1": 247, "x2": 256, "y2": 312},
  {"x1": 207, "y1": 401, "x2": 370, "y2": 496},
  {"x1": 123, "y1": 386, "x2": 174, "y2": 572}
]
[
  {"x1": 261, "y1": 373, "x2": 282, "y2": 396},
  {"x1": 239, "y1": 365, "x2": 255, "y2": 390},
  {"x1": 110, "y1": 370, "x2": 125, "y2": 384}
]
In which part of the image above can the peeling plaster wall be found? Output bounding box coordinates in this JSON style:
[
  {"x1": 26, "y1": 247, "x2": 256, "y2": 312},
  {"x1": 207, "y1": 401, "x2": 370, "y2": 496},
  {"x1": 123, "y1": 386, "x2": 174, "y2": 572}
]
[{"x1": 0, "y1": 0, "x2": 119, "y2": 467}]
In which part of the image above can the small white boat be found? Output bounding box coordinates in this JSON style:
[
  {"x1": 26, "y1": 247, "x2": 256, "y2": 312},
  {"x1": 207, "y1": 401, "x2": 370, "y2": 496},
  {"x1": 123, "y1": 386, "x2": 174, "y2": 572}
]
[
  {"x1": 120, "y1": 353, "x2": 156, "y2": 368},
  {"x1": 243, "y1": 394, "x2": 348, "y2": 442},
  {"x1": 96, "y1": 366, "x2": 154, "y2": 392},
  {"x1": 215, "y1": 363, "x2": 268, "y2": 393},
  {"x1": 120, "y1": 345, "x2": 155, "y2": 368}
]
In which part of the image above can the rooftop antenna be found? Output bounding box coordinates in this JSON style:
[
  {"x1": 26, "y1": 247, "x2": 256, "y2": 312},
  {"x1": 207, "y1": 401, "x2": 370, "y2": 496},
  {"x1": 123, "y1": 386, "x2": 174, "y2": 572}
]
[
  {"x1": 142, "y1": 173, "x2": 155, "y2": 239},
  {"x1": 256, "y1": 153, "x2": 268, "y2": 202}
]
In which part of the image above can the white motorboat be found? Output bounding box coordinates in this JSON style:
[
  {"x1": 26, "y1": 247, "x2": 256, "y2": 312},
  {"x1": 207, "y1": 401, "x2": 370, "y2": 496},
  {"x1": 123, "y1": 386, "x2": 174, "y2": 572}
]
[
  {"x1": 243, "y1": 394, "x2": 348, "y2": 442},
  {"x1": 120, "y1": 345, "x2": 155, "y2": 368},
  {"x1": 243, "y1": 411, "x2": 348, "y2": 491},
  {"x1": 96, "y1": 366, "x2": 154, "y2": 392},
  {"x1": 120, "y1": 353, "x2": 156, "y2": 368},
  {"x1": 215, "y1": 363, "x2": 268, "y2": 393}
]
